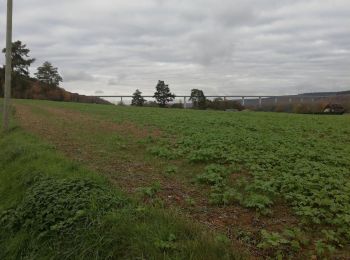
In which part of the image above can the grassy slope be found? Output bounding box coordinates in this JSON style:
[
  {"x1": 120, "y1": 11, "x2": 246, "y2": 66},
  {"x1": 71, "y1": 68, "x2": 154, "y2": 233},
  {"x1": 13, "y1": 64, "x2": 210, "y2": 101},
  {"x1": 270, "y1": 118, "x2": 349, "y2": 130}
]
[
  {"x1": 0, "y1": 104, "x2": 240, "y2": 259},
  {"x1": 20, "y1": 100, "x2": 350, "y2": 257}
]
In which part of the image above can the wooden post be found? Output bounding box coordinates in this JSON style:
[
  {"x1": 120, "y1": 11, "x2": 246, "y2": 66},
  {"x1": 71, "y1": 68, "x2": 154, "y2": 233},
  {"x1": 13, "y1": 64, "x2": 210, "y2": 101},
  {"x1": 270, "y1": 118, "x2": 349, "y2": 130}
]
[
  {"x1": 2, "y1": 0, "x2": 13, "y2": 132},
  {"x1": 274, "y1": 97, "x2": 278, "y2": 104},
  {"x1": 259, "y1": 96, "x2": 262, "y2": 108},
  {"x1": 242, "y1": 97, "x2": 245, "y2": 106},
  {"x1": 183, "y1": 96, "x2": 186, "y2": 109}
]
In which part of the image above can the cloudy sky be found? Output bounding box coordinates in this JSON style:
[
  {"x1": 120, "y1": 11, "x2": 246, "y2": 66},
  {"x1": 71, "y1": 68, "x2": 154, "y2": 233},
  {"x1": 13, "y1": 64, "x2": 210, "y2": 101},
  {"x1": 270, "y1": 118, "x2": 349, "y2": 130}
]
[{"x1": 0, "y1": 0, "x2": 349, "y2": 96}]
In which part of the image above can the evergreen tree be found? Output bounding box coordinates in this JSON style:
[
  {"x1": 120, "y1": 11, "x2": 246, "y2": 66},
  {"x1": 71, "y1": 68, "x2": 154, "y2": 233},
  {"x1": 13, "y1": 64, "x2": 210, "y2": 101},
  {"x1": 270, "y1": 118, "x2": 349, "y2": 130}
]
[
  {"x1": 131, "y1": 89, "x2": 146, "y2": 106},
  {"x1": 153, "y1": 80, "x2": 175, "y2": 108},
  {"x1": 2, "y1": 40, "x2": 35, "y2": 76},
  {"x1": 35, "y1": 61, "x2": 63, "y2": 87},
  {"x1": 189, "y1": 89, "x2": 206, "y2": 109}
]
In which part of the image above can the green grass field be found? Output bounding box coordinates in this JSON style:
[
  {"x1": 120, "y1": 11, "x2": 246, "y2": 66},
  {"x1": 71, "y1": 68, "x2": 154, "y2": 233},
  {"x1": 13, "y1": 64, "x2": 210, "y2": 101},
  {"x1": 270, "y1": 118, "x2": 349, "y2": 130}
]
[{"x1": 1, "y1": 99, "x2": 350, "y2": 258}]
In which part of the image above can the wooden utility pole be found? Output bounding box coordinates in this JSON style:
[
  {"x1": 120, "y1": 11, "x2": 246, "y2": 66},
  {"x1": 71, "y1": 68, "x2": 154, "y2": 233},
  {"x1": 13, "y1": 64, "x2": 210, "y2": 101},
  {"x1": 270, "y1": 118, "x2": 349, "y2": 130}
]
[{"x1": 2, "y1": 0, "x2": 13, "y2": 132}]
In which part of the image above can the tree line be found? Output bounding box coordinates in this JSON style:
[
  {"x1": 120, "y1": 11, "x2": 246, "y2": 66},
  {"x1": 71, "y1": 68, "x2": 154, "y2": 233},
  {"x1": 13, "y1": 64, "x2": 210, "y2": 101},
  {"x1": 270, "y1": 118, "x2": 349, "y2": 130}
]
[
  {"x1": 131, "y1": 81, "x2": 244, "y2": 111},
  {"x1": 2, "y1": 40, "x2": 243, "y2": 110}
]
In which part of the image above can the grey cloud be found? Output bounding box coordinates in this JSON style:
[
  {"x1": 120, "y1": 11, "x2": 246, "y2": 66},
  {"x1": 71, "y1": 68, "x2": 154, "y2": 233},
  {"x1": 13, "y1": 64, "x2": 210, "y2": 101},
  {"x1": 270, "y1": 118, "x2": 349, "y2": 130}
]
[
  {"x1": 63, "y1": 71, "x2": 96, "y2": 82},
  {"x1": 0, "y1": 0, "x2": 349, "y2": 96},
  {"x1": 107, "y1": 79, "x2": 118, "y2": 86},
  {"x1": 188, "y1": 29, "x2": 235, "y2": 65},
  {"x1": 107, "y1": 73, "x2": 128, "y2": 86}
]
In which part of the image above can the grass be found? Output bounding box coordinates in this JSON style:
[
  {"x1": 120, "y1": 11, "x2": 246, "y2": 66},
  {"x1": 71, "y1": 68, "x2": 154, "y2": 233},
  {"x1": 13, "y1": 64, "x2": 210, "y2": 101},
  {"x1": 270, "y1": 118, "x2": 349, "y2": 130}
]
[
  {"x1": 5, "y1": 99, "x2": 350, "y2": 258},
  {"x1": 0, "y1": 108, "x2": 241, "y2": 259}
]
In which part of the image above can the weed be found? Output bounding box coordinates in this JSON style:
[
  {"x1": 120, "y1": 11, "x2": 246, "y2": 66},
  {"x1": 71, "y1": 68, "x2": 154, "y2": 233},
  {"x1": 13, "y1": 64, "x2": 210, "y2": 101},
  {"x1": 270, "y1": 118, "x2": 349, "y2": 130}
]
[
  {"x1": 136, "y1": 182, "x2": 161, "y2": 198},
  {"x1": 165, "y1": 165, "x2": 178, "y2": 175},
  {"x1": 257, "y1": 228, "x2": 310, "y2": 257},
  {"x1": 155, "y1": 233, "x2": 178, "y2": 251},
  {"x1": 184, "y1": 197, "x2": 196, "y2": 206},
  {"x1": 235, "y1": 229, "x2": 256, "y2": 245},
  {"x1": 197, "y1": 164, "x2": 228, "y2": 185},
  {"x1": 148, "y1": 146, "x2": 179, "y2": 160},
  {"x1": 315, "y1": 240, "x2": 336, "y2": 257},
  {"x1": 215, "y1": 234, "x2": 230, "y2": 245}
]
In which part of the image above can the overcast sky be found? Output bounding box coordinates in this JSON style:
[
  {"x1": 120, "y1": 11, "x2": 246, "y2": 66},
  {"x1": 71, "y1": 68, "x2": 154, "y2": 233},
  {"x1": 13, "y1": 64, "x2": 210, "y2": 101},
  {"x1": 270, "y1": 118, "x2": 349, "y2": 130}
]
[{"x1": 0, "y1": 0, "x2": 349, "y2": 96}]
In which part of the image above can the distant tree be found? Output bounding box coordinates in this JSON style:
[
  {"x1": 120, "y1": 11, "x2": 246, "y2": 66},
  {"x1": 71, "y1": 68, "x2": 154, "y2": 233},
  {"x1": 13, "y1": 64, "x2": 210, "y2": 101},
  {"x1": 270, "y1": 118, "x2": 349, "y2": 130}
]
[
  {"x1": 35, "y1": 61, "x2": 63, "y2": 87},
  {"x1": 153, "y1": 80, "x2": 175, "y2": 107},
  {"x1": 2, "y1": 40, "x2": 35, "y2": 76},
  {"x1": 131, "y1": 89, "x2": 146, "y2": 106},
  {"x1": 189, "y1": 89, "x2": 206, "y2": 109}
]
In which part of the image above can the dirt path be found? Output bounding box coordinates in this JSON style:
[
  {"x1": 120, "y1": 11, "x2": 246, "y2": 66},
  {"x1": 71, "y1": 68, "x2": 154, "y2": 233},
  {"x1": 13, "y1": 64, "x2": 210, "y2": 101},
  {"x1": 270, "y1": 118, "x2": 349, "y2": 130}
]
[{"x1": 15, "y1": 102, "x2": 300, "y2": 258}]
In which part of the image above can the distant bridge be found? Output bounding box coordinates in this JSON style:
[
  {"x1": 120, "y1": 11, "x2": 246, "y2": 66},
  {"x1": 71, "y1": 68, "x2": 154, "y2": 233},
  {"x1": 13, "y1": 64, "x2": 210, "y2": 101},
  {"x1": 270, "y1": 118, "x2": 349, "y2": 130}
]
[{"x1": 93, "y1": 94, "x2": 336, "y2": 107}]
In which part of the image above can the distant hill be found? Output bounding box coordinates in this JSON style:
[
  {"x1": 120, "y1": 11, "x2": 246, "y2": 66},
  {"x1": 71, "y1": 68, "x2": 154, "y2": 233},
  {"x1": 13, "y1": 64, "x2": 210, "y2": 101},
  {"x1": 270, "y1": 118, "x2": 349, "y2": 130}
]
[
  {"x1": 298, "y1": 90, "x2": 350, "y2": 97},
  {"x1": 241, "y1": 90, "x2": 350, "y2": 113},
  {"x1": 0, "y1": 67, "x2": 110, "y2": 105}
]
